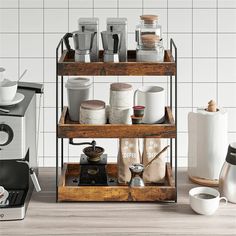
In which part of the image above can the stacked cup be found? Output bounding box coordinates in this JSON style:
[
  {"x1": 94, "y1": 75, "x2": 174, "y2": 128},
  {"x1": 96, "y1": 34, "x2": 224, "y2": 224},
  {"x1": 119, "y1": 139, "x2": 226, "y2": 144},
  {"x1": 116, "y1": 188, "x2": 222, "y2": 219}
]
[{"x1": 109, "y1": 83, "x2": 133, "y2": 124}]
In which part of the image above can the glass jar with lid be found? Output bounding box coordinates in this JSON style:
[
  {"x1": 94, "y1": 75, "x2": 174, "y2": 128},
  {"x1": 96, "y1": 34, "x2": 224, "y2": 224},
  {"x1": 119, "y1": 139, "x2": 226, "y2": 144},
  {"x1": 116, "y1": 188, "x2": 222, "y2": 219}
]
[
  {"x1": 135, "y1": 15, "x2": 162, "y2": 46},
  {"x1": 136, "y1": 35, "x2": 164, "y2": 62}
]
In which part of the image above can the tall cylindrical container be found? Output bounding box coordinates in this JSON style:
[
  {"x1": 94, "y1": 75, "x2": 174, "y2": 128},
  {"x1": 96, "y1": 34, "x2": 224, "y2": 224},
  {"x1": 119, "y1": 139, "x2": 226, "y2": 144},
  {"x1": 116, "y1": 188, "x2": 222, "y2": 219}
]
[
  {"x1": 65, "y1": 77, "x2": 92, "y2": 121},
  {"x1": 188, "y1": 105, "x2": 228, "y2": 186}
]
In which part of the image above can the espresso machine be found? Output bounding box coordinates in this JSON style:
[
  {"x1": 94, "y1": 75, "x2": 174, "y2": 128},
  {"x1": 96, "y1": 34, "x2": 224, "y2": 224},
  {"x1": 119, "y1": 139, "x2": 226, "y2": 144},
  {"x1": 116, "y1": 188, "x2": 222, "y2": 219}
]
[
  {"x1": 0, "y1": 82, "x2": 43, "y2": 221},
  {"x1": 64, "y1": 27, "x2": 97, "y2": 63}
]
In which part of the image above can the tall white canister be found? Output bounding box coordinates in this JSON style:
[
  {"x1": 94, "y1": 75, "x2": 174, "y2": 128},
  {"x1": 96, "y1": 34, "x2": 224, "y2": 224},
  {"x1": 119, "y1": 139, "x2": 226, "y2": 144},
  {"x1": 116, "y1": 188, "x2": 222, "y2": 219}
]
[{"x1": 188, "y1": 100, "x2": 228, "y2": 186}]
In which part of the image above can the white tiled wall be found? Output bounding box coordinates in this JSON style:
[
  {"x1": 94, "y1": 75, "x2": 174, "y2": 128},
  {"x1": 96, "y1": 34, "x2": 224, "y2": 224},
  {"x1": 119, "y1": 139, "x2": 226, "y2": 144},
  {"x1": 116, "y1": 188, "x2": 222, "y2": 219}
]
[{"x1": 0, "y1": 0, "x2": 236, "y2": 167}]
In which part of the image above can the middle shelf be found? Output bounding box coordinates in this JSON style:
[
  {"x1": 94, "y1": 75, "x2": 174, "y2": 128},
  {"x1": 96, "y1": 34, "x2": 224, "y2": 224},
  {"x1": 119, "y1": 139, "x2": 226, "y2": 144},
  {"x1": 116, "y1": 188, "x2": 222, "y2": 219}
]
[{"x1": 58, "y1": 106, "x2": 176, "y2": 139}]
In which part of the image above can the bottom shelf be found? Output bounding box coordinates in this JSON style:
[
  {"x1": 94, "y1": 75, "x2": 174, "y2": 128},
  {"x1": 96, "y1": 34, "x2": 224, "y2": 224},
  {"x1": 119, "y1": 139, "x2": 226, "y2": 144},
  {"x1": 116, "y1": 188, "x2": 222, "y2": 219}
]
[{"x1": 58, "y1": 163, "x2": 176, "y2": 202}]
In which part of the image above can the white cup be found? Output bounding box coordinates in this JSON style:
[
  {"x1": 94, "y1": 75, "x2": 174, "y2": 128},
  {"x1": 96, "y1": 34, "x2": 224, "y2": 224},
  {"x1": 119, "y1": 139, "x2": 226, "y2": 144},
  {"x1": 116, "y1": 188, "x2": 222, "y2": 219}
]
[
  {"x1": 109, "y1": 107, "x2": 132, "y2": 124},
  {"x1": 189, "y1": 187, "x2": 227, "y2": 215},
  {"x1": 134, "y1": 86, "x2": 165, "y2": 124}
]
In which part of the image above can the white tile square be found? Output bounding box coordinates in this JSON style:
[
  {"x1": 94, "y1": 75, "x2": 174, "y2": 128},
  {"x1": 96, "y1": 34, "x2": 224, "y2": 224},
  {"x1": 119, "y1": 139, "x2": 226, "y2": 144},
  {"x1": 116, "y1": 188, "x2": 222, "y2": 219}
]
[
  {"x1": 218, "y1": 34, "x2": 236, "y2": 58},
  {"x1": 95, "y1": 76, "x2": 117, "y2": 83},
  {"x1": 20, "y1": 34, "x2": 43, "y2": 57},
  {"x1": 178, "y1": 58, "x2": 192, "y2": 83},
  {"x1": 93, "y1": 82, "x2": 111, "y2": 104},
  {"x1": 218, "y1": 83, "x2": 236, "y2": 108},
  {"x1": 177, "y1": 83, "x2": 192, "y2": 107},
  {"x1": 43, "y1": 133, "x2": 57, "y2": 156},
  {"x1": 44, "y1": 9, "x2": 68, "y2": 33},
  {"x1": 228, "y1": 133, "x2": 236, "y2": 145},
  {"x1": 0, "y1": 34, "x2": 18, "y2": 57},
  {"x1": 44, "y1": 82, "x2": 60, "y2": 107},
  {"x1": 69, "y1": 0, "x2": 93, "y2": 8},
  {"x1": 0, "y1": 9, "x2": 18, "y2": 33},
  {"x1": 44, "y1": 34, "x2": 64, "y2": 58},
  {"x1": 193, "y1": 34, "x2": 216, "y2": 58},
  {"x1": 37, "y1": 133, "x2": 44, "y2": 158},
  {"x1": 44, "y1": 0, "x2": 68, "y2": 8},
  {"x1": 0, "y1": 0, "x2": 18, "y2": 8},
  {"x1": 19, "y1": 0, "x2": 43, "y2": 8},
  {"x1": 94, "y1": 9, "x2": 118, "y2": 32},
  {"x1": 118, "y1": 9, "x2": 142, "y2": 33},
  {"x1": 218, "y1": 59, "x2": 236, "y2": 83},
  {"x1": 193, "y1": 0, "x2": 217, "y2": 8},
  {"x1": 0, "y1": 58, "x2": 18, "y2": 79},
  {"x1": 119, "y1": 76, "x2": 142, "y2": 83},
  {"x1": 193, "y1": 83, "x2": 217, "y2": 107},
  {"x1": 168, "y1": 9, "x2": 192, "y2": 33},
  {"x1": 127, "y1": 33, "x2": 136, "y2": 50},
  {"x1": 143, "y1": 76, "x2": 167, "y2": 83},
  {"x1": 169, "y1": 34, "x2": 192, "y2": 57},
  {"x1": 178, "y1": 108, "x2": 192, "y2": 132},
  {"x1": 44, "y1": 108, "x2": 56, "y2": 132},
  {"x1": 20, "y1": 9, "x2": 43, "y2": 33},
  {"x1": 168, "y1": 0, "x2": 192, "y2": 8},
  {"x1": 193, "y1": 9, "x2": 216, "y2": 33},
  {"x1": 228, "y1": 109, "x2": 236, "y2": 132},
  {"x1": 219, "y1": 9, "x2": 236, "y2": 33},
  {"x1": 19, "y1": 58, "x2": 43, "y2": 83},
  {"x1": 143, "y1": 9, "x2": 167, "y2": 33},
  {"x1": 218, "y1": 0, "x2": 236, "y2": 8},
  {"x1": 193, "y1": 59, "x2": 217, "y2": 83},
  {"x1": 143, "y1": 0, "x2": 167, "y2": 8},
  {"x1": 94, "y1": 0, "x2": 117, "y2": 8},
  {"x1": 119, "y1": 0, "x2": 142, "y2": 8},
  {"x1": 178, "y1": 133, "x2": 188, "y2": 157},
  {"x1": 44, "y1": 58, "x2": 56, "y2": 82},
  {"x1": 69, "y1": 9, "x2": 93, "y2": 32}
]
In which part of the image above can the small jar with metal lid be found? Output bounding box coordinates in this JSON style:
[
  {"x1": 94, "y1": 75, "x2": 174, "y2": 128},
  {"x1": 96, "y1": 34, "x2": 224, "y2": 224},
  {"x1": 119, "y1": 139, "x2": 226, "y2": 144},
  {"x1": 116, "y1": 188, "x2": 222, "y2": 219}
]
[
  {"x1": 80, "y1": 100, "x2": 107, "y2": 124},
  {"x1": 135, "y1": 15, "x2": 162, "y2": 46},
  {"x1": 136, "y1": 35, "x2": 164, "y2": 62}
]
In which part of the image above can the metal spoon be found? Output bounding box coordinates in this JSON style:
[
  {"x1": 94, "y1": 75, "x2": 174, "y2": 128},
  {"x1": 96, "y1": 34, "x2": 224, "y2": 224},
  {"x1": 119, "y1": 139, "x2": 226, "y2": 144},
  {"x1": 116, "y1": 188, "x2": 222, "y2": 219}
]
[{"x1": 18, "y1": 69, "x2": 27, "y2": 82}]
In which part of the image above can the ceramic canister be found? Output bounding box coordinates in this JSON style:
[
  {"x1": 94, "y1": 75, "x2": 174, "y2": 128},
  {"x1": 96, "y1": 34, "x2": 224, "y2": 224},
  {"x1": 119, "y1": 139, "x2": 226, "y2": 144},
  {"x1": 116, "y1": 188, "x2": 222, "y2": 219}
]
[
  {"x1": 80, "y1": 100, "x2": 106, "y2": 124},
  {"x1": 65, "y1": 77, "x2": 92, "y2": 121},
  {"x1": 109, "y1": 83, "x2": 133, "y2": 108}
]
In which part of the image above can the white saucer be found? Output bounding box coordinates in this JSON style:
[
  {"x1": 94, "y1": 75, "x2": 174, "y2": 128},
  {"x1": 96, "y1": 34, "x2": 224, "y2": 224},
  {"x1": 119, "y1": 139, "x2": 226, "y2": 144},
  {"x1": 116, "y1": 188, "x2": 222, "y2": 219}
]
[
  {"x1": 0, "y1": 190, "x2": 9, "y2": 203},
  {"x1": 0, "y1": 93, "x2": 25, "y2": 106}
]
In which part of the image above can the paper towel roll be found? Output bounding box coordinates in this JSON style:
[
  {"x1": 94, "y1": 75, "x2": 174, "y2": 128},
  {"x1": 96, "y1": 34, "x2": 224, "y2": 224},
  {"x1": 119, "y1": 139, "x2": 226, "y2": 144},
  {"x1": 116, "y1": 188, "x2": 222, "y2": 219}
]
[{"x1": 188, "y1": 108, "x2": 228, "y2": 180}]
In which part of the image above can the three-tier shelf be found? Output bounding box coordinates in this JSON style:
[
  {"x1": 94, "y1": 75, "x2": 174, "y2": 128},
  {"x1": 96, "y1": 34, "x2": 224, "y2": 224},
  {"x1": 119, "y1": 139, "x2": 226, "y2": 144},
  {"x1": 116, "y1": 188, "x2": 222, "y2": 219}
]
[{"x1": 56, "y1": 36, "x2": 177, "y2": 202}]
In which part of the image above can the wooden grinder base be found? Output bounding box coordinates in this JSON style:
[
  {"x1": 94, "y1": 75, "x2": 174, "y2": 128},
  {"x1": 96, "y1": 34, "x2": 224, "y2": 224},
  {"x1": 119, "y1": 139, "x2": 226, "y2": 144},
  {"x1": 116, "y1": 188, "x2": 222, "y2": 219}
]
[{"x1": 189, "y1": 175, "x2": 219, "y2": 187}]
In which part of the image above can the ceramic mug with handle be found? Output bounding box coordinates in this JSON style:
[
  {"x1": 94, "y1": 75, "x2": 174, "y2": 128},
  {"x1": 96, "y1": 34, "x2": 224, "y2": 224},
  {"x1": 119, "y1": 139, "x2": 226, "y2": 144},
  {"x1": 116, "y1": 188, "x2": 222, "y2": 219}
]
[
  {"x1": 133, "y1": 86, "x2": 165, "y2": 124},
  {"x1": 189, "y1": 187, "x2": 227, "y2": 215}
]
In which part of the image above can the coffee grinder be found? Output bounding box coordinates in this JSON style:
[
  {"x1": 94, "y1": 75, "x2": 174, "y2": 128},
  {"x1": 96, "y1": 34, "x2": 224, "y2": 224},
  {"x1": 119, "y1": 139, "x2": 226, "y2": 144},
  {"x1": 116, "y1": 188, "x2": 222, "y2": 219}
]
[{"x1": 69, "y1": 139, "x2": 108, "y2": 186}]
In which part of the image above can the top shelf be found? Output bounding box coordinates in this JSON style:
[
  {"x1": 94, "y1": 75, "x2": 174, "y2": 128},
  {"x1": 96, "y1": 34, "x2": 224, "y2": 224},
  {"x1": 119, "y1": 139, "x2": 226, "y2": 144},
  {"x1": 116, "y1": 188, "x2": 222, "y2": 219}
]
[{"x1": 57, "y1": 50, "x2": 176, "y2": 76}]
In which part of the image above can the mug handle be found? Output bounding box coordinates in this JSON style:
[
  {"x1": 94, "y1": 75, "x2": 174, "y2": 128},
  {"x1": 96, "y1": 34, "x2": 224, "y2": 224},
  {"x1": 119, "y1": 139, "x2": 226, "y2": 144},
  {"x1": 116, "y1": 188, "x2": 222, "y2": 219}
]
[
  {"x1": 219, "y1": 197, "x2": 228, "y2": 205},
  {"x1": 133, "y1": 89, "x2": 138, "y2": 106}
]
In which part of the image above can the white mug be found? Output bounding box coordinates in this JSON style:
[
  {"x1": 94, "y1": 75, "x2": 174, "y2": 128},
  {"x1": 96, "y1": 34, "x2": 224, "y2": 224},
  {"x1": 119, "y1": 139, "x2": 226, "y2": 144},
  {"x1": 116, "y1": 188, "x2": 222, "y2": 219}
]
[
  {"x1": 189, "y1": 187, "x2": 227, "y2": 215},
  {"x1": 134, "y1": 86, "x2": 165, "y2": 124}
]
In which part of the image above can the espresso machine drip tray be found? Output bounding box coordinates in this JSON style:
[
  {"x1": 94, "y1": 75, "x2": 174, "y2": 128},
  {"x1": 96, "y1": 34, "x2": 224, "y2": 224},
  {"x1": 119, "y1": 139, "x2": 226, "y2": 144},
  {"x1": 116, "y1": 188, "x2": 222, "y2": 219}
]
[
  {"x1": 0, "y1": 190, "x2": 26, "y2": 208},
  {"x1": 79, "y1": 154, "x2": 108, "y2": 186}
]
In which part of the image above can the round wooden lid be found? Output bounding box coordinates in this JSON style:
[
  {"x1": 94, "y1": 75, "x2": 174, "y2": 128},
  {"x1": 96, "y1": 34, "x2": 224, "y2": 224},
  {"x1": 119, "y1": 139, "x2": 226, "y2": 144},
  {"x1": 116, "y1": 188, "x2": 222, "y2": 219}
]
[
  {"x1": 140, "y1": 15, "x2": 158, "y2": 23},
  {"x1": 110, "y1": 83, "x2": 132, "y2": 91},
  {"x1": 81, "y1": 100, "x2": 105, "y2": 110}
]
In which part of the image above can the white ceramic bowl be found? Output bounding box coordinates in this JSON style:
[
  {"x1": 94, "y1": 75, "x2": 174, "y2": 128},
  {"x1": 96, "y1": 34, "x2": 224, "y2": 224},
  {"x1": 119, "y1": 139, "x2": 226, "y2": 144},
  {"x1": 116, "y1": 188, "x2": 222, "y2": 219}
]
[
  {"x1": 189, "y1": 187, "x2": 227, "y2": 215},
  {"x1": 0, "y1": 79, "x2": 17, "y2": 102},
  {"x1": 0, "y1": 186, "x2": 5, "y2": 198}
]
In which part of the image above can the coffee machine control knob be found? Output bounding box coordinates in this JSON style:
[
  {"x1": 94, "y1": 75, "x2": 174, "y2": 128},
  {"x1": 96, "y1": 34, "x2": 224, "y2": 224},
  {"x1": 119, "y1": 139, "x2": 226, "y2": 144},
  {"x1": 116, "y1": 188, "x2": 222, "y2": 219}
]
[{"x1": 0, "y1": 124, "x2": 14, "y2": 146}]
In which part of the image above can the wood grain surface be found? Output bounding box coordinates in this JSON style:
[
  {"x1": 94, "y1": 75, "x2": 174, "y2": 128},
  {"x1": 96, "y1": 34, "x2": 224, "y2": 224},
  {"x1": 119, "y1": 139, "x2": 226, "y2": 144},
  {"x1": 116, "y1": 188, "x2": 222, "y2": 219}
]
[
  {"x1": 58, "y1": 50, "x2": 176, "y2": 76},
  {"x1": 1, "y1": 168, "x2": 236, "y2": 236}
]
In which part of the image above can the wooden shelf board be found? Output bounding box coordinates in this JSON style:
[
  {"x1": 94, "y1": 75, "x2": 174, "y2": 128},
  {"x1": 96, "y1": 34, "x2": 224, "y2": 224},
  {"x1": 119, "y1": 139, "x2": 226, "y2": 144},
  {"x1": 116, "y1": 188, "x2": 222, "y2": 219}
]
[
  {"x1": 58, "y1": 163, "x2": 176, "y2": 202},
  {"x1": 57, "y1": 50, "x2": 176, "y2": 76},
  {"x1": 58, "y1": 106, "x2": 176, "y2": 139}
]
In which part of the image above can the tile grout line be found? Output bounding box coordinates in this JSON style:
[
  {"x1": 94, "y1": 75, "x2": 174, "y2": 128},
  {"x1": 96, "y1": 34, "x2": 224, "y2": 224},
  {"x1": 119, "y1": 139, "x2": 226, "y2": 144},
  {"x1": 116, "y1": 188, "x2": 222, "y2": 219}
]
[
  {"x1": 192, "y1": 0, "x2": 193, "y2": 111},
  {"x1": 216, "y1": 0, "x2": 219, "y2": 105}
]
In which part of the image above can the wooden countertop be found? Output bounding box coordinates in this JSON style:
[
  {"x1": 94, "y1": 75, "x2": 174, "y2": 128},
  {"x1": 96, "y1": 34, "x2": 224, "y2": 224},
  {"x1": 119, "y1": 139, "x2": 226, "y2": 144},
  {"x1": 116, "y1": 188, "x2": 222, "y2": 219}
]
[{"x1": 1, "y1": 168, "x2": 236, "y2": 236}]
